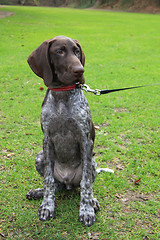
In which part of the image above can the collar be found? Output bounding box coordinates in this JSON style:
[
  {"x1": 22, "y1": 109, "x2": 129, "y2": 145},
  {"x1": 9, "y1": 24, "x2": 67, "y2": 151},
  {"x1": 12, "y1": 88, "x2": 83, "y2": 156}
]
[{"x1": 48, "y1": 82, "x2": 81, "y2": 92}]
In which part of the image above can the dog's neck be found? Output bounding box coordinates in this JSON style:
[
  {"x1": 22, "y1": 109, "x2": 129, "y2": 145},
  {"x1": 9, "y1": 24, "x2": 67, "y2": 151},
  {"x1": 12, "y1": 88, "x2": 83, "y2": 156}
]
[
  {"x1": 48, "y1": 82, "x2": 80, "y2": 92},
  {"x1": 49, "y1": 87, "x2": 81, "y2": 103}
]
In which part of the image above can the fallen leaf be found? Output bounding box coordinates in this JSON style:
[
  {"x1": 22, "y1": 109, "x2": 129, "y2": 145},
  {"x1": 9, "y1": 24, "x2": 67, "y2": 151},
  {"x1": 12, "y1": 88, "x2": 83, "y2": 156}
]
[
  {"x1": 121, "y1": 198, "x2": 129, "y2": 202},
  {"x1": 94, "y1": 125, "x2": 100, "y2": 130},
  {"x1": 0, "y1": 167, "x2": 5, "y2": 171},
  {"x1": 9, "y1": 213, "x2": 16, "y2": 222},
  {"x1": 0, "y1": 232, "x2": 6, "y2": 238},
  {"x1": 2, "y1": 149, "x2": 8, "y2": 153},
  {"x1": 134, "y1": 178, "x2": 141, "y2": 185},
  {"x1": 138, "y1": 196, "x2": 149, "y2": 201},
  {"x1": 7, "y1": 153, "x2": 14, "y2": 158},
  {"x1": 116, "y1": 193, "x2": 121, "y2": 199},
  {"x1": 92, "y1": 232, "x2": 101, "y2": 238},
  {"x1": 143, "y1": 236, "x2": 149, "y2": 240},
  {"x1": 29, "y1": 149, "x2": 33, "y2": 157},
  {"x1": 116, "y1": 164, "x2": 124, "y2": 170},
  {"x1": 101, "y1": 122, "x2": 109, "y2": 127}
]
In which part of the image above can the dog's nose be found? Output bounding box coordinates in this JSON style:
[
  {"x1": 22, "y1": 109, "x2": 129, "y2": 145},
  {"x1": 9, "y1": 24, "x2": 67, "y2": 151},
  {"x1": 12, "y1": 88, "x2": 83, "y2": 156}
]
[{"x1": 73, "y1": 66, "x2": 84, "y2": 76}]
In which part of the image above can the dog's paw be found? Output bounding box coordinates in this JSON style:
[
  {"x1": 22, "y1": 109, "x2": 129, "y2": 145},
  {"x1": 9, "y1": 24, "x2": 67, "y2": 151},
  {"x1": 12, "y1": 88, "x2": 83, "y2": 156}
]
[
  {"x1": 79, "y1": 209, "x2": 96, "y2": 226},
  {"x1": 92, "y1": 198, "x2": 100, "y2": 212},
  {"x1": 79, "y1": 203, "x2": 96, "y2": 226},
  {"x1": 38, "y1": 199, "x2": 55, "y2": 221},
  {"x1": 26, "y1": 188, "x2": 43, "y2": 200}
]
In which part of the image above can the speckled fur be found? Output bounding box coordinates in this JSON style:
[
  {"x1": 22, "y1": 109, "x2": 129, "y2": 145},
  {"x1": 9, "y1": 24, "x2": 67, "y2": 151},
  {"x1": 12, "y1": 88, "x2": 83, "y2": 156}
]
[
  {"x1": 27, "y1": 89, "x2": 99, "y2": 226},
  {"x1": 26, "y1": 36, "x2": 100, "y2": 226}
]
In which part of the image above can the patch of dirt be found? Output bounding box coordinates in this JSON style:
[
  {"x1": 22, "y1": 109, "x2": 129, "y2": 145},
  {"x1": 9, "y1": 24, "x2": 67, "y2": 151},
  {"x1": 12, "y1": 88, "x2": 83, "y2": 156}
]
[
  {"x1": 0, "y1": 10, "x2": 14, "y2": 19},
  {"x1": 114, "y1": 107, "x2": 129, "y2": 113},
  {"x1": 116, "y1": 190, "x2": 157, "y2": 204}
]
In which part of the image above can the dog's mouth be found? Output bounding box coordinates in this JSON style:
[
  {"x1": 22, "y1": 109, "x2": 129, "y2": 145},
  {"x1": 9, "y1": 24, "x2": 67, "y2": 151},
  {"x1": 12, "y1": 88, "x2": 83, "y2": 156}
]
[
  {"x1": 73, "y1": 76, "x2": 84, "y2": 85},
  {"x1": 59, "y1": 74, "x2": 84, "y2": 86}
]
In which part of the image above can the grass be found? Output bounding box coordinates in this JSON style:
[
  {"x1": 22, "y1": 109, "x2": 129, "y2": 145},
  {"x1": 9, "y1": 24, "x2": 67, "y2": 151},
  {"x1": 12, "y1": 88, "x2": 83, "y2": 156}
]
[{"x1": 0, "y1": 5, "x2": 160, "y2": 240}]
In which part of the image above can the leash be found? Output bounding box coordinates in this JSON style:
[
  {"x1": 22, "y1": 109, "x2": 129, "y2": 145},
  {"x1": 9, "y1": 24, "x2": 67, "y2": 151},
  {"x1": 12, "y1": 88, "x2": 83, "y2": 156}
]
[
  {"x1": 48, "y1": 82, "x2": 160, "y2": 94},
  {"x1": 80, "y1": 83, "x2": 160, "y2": 95}
]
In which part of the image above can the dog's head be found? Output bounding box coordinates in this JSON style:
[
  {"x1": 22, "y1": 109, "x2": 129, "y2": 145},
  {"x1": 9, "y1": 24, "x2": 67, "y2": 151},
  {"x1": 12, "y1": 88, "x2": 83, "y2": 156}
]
[{"x1": 27, "y1": 36, "x2": 85, "y2": 87}]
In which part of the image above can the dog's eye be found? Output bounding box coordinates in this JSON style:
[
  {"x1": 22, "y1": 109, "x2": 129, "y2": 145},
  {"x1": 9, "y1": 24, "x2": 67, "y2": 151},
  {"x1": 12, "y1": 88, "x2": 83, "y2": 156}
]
[
  {"x1": 74, "y1": 48, "x2": 80, "y2": 56},
  {"x1": 56, "y1": 49, "x2": 64, "y2": 55}
]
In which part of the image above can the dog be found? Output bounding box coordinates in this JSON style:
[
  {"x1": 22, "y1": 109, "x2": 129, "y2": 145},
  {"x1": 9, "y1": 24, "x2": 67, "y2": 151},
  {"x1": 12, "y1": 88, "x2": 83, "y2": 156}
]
[{"x1": 26, "y1": 36, "x2": 113, "y2": 226}]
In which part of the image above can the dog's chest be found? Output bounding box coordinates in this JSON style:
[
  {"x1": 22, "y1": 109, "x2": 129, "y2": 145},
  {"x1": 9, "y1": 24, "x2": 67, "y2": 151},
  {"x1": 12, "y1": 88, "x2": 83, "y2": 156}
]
[
  {"x1": 41, "y1": 90, "x2": 91, "y2": 187},
  {"x1": 41, "y1": 90, "x2": 91, "y2": 162}
]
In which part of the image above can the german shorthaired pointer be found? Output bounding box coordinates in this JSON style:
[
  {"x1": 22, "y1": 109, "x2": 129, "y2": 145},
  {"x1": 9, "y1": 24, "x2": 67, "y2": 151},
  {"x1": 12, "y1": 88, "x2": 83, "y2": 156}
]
[{"x1": 26, "y1": 36, "x2": 112, "y2": 226}]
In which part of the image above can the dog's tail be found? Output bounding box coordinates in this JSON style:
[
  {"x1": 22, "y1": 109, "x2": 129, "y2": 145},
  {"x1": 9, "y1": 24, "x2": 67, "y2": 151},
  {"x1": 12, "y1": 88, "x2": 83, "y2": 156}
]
[{"x1": 96, "y1": 168, "x2": 114, "y2": 174}]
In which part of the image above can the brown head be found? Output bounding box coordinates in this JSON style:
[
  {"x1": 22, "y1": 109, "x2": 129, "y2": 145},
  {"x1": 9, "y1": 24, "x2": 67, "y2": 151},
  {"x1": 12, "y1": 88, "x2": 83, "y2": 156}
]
[{"x1": 27, "y1": 36, "x2": 85, "y2": 88}]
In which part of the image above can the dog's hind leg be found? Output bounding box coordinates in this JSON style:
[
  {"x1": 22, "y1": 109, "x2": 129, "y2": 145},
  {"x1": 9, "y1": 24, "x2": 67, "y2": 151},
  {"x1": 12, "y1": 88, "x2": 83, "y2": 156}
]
[
  {"x1": 26, "y1": 150, "x2": 65, "y2": 200},
  {"x1": 26, "y1": 151, "x2": 44, "y2": 200},
  {"x1": 26, "y1": 188, "x2": 43, "y2": 200}
]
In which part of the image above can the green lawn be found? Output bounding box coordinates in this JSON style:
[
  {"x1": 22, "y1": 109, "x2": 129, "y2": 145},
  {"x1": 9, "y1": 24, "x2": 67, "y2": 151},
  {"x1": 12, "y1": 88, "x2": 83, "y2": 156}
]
[{"x1": 0, "y1": 6, "x2": 160, "y2": 240}]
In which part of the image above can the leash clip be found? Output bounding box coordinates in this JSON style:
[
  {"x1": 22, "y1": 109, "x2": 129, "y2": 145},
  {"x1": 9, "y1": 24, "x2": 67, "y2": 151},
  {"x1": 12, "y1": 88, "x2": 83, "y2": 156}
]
[{"x1": 81, "y1": 84, "x2": 101, "y2": 95}]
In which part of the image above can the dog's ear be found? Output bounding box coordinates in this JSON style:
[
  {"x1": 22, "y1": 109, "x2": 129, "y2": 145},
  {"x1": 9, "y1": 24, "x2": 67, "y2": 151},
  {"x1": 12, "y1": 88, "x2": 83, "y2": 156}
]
[
  {"x1": 27, "y1": 38, "x2": 55, "y2": 87},
  {"x1": 73, "y1": 39, "x2": 85, "y2": 67}
]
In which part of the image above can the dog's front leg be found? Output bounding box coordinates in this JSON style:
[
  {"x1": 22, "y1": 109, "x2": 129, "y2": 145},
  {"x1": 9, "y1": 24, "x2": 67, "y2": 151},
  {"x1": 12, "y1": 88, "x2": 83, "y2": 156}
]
[
  {"x1": 38, "y1": 136, "x2": 55, "y2": 221},
  {"x1": 79, "y1": 139, "x2": 99, "y2": 226}
]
